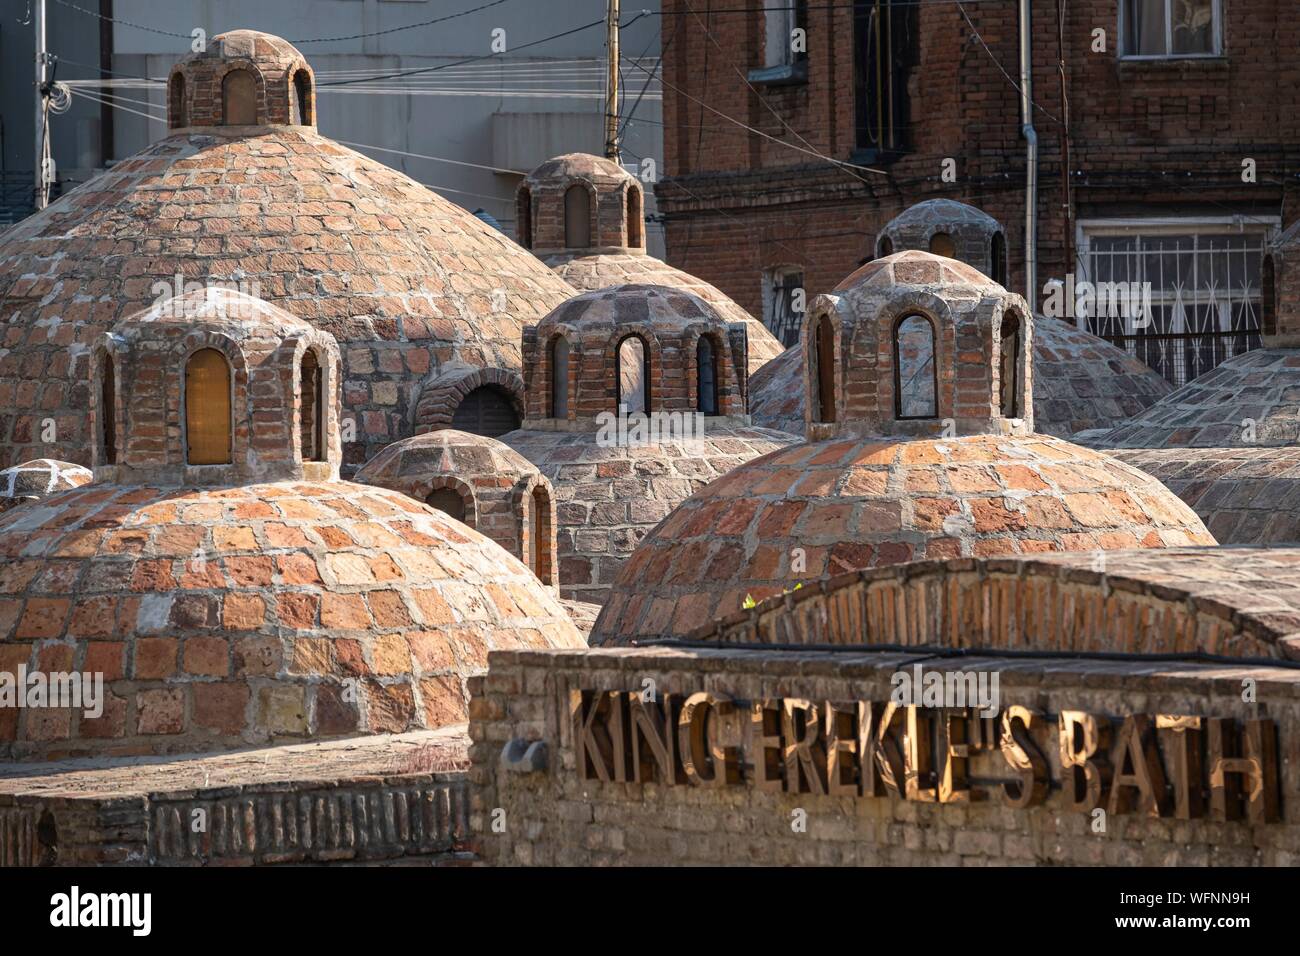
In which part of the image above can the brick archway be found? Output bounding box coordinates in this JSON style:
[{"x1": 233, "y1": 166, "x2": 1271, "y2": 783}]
[{"x1": 413, "y1": 367, "x2": 525, "y2": 434}]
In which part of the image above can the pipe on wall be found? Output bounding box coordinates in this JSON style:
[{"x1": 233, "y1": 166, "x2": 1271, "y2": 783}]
[{"x1": 1019, "y1": 0, "x2": 1037, "y2": 312}]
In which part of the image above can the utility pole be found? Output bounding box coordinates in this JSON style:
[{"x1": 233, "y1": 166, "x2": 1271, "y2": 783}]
[
  {"x1": 604, "y1": 0, "x2": 620, "y2": 161},
  {"x1": 34, "y1": 0, "x2": 48, "y2": 211}
]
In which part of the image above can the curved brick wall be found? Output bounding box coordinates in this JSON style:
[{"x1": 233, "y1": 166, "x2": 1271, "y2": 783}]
[{"x1": 0, "y1": 480, "x2": 583, "y2": 760}]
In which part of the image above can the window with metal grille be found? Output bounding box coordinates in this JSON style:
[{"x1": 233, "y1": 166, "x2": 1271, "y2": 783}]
[
  {"x1": 451, "y1": 386, "x2": 521, "y2": 437},
  {"x1": 765, "y1": 267, "x2": 805, "y2": 349},
  {"x1": 1077, "y1": 221, "x2": 1275, "y2": 388},
  {"x1": 853, "y1": 0, "x2": 917, "y2": 160}
]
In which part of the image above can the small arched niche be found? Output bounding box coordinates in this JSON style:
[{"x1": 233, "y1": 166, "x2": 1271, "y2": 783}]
[
  {"x1": 616, "y1": 335, "x2": 649, "y2": 413},
  {"x1": 893, "y1": 314, "x2": 937, "y2": 419},
  {"x1": 811, "y1": 313, "x2": 837, "y2": 423},
  {"x1": 222, "y1": 69, "x2": 258, "y2": 126},
  {"x1": 185, "y1": 348, "x2": 233, "y2": 465},
  {"x1": 549, "y1": 336, "x2": 570, "y2": 418},
  {"x1": 626, "y1": 185, "x2": 643, "y2": 249},
  {"x1": 517, "y1": 185, "x2": 534, "y2": 249},
  {"x1": 999, "y1": 311, "x2": 1021, "y2": 418},
  {"x1": 877, "y1": 234, "x2": 894, "y2": 258},
  {"x1": 929, "y1": 232, "x2": 957, "y2": 259},
  {"x1": 991, "y1": 230, "x2": 1008, "y2": 286},
  {"x1": 100, "y1": 353, "x2": 118, "y2": 464},
  {"x1": 696, "y1": 335, "x2": 719, "y2": 415},
  {"x1": 564, "y1": 184, "x2": 592, "y2": 248},
  {"x1": 526, "y1": 483, "x2": 553, "y2": 583},
  {"x1": 293, "y1": 68, "x2": 313, "y2": 125},
  {"x1": 452, "y1": 385, "x2": 521, "y2": 437},
  {"x1": 169, "y1": 73, "x2": 187, "y2": 128},
  {"x1": 427, "y1": 487, "x2": 468, "y2": 523},
  {"x1": 299, "y1": 348, "x2": 325, "y2": 462}
]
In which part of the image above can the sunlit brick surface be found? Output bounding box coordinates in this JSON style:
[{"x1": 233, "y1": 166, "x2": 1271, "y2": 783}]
[
  {"x1": 592, "y1": 434, "x2": 1215, "y2": 643},
  {"x1": 0, "y1": 480, "x2": 581, "y2": 759}
]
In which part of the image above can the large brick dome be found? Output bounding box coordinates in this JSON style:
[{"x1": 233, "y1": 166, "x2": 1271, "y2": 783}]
[
  {"x1": 0, "y1": 30, "x2": 576, "y2": 473},
  {"x1": 517, "y1": 153, "x2": 783, "y2": 372},
  {"x1": 0, "y1": 480, "x2": 582, "y2": 759}
]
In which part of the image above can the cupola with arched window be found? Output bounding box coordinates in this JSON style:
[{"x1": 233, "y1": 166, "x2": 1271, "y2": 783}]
[
  {"x1": 92, "y1": 287, "x2": 341, "y2": 485},
  {"x1": 167, "y1": 29, "x2": 316, "y2": 129},
  {"x1": 518, "y1": 153, "x2": 646, "y2": 259}
]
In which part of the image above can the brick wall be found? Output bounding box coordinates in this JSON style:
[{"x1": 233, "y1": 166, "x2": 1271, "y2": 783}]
[{"x1": 469, "y1": 646, "x2": 1300, "y2": 866}]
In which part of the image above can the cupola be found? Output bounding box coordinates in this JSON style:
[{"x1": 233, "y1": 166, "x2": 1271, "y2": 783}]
[
  {"x1": 167, "y1": 29, "x2": 315, "y2": 130},
  {"x1": 517, "y1": 153, "x2": 645, "y2": 257}
]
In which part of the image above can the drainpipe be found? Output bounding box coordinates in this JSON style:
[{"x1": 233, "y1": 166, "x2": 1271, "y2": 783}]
[{"x1": 1019, "y1": 0, "x2": 1037, "y2": 312}]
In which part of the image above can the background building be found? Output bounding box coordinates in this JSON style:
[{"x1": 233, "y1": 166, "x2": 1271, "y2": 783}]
[
  {"x1": 0, "y1": 0, "x2": 664, "y2": 253},
  {"x1": 655, "y1": 0, "x2": 1296, "y2": 386}
]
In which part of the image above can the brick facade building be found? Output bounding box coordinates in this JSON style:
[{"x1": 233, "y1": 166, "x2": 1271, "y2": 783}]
[{"x1": 656, "y1": 0, "x2": 1298, "y2": 385}]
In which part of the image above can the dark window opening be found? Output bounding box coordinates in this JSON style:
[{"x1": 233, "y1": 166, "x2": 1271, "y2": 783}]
[
  {"x1": 518, "y1": 185, "x2": 533, "y2": 249},
  {"x1": 451, "y1": 385, "x2": 521, "y2": 437},
  {"x1": 626, "y1": 187, "x2": 643, "y2": 249},
  {"x1": 853, "y1": 0, "x2": 917, "y2": 161},
  {"x1": 427, "y1": 487, "x2": 467, "y2": 523},
  {"x1": 222, "y1": 69, "x2": 258, "y2": 126},
  {"x1": 616, "y1": 335, "x2": 650, "y2": 413},
  {"x1": 300, "y1": 349, "x2": 325, "y2": 462},
  {"x1": 293, "y1": 69, "x2": 313, "y2": 125},
  {"x1": 991, "y1": 231, "x2": 1007, "y2": 286},
  {"x1": 1262, "y1": 255, "x2": 1277, "y2": 338},
  {"x1": 878, "y1": 235, "x2": 894, "y2": 258},
  {"x1": 1000, "y1": 312, "x2": 1021, "y2": 418},
  {"x1": 528, "y1": 484, "x2": 552, "y2": 581},
  {"x1": 550, "y1": 336, "x2": 570, "y2": 418},
  {"x1": 564, "y1": 185, "x2": 592, "y2": 248},
  {"x1": 929, "y1": 232, "x2": 957, "y2": 259},
  {"x1": 894, "y1": 314, "x2": 937, "y2": 419},
  {"x1": 185, "y1": 348, "x2": 232, "y2": 465},
  {"x1": 812, "y1": 314, "x2": 837, "y2": 423},
  {"x1": 767, "y1": 269, "x2": 805, "y2": 349},
  {"x1": 697, "y1": 336, "x2": 719, "y2": 415},
  {"x1": 100, "y1": 355, "x2": 117, "y2": 464},
  {"x1": 169, "y1": 73, "x2": 186, "y2": 128}
]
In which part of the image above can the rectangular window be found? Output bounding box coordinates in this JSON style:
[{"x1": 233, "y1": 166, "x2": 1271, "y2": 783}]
[
  {"x1": 750, "y1": 0, "x2": 809, "y2": 84},
  {"x1": 1076, "y1": 219, "x2": 1276, "y2": 388},
  {"x1": 853, "y1": 0, "x2": 916, "y2": 160},
  {"x1": 763, "y1": 267, "x2": 805, "y2": 349},
  {"x1": 1120, "y1": 0, "x2": 1221, "y2": 59}
]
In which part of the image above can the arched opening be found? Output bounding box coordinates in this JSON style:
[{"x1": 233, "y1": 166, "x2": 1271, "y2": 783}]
[
  {"x1": 185, "y1": 348, "x2": 232, "y2": 465},
  {"x1": 991, "y1": 231, "x2": 1007, "y2": 286},
  {"x1": 451, "y1": 385, "x2": 521, "y2": 437},
  {"x1": 222, "y1": 69, "x2": 258, "y2": 126},
  {"x1": 100, "y1": 354, "x2": 117, "y2": 464},
  {"x1": 528, "y1": 484, "x2": 552, "y2": 582},
  {"x1": 299, "y1": 349, "x2": 325, "y2": 462},
  {"x1": 811, "y1": 313, "x2": 837, "y2": 424},
  {"x1": 877, "y1": 234, "x2": 894, "y2": 258},
  {"x1": 564, "y1": 184, "x2": 592, "y2": 248},
  {"x1": 894, "y1": 314, "x2": 937, "y2": 419},
  {"x1": 1262, "y1": 255, "x2": 1277, "y2": 338},
  {"x1": 550, "y1": 336, "x2": 570, "y2": 418},
  {"x1": 293, "y1": 69, "x2": 313, "y2": 125},
  {"x1": 999, "y1": 312, "x2": 1021, "y2": 418},
  {"x1": 426, "y1": 487, "x2": 467, "y2": 523},
  {"x1": 616, "y1": 335, "x2": 649, "y2": 413},
  {"x1": 626, "y1": 186, "x2": 643, "y2": 249},
  {"x1": 168, "y1": 73, "x2": 186, "y2": 128},
  {"x1": 697, "y1": 335, "x2": 719, "y2": 415},
  {"x1": 517, "y1": 185, "x2": 533, "y2": 249},
  {"x1": 929, "y1": 232, "x2": 956, "y2": 259}
]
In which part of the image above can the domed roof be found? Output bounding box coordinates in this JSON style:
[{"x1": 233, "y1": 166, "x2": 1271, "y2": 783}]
[
  {"x1": 883, "y1": 198, "x2": 1001, "y2": 230},
  {"x1": 354, "y1": 429, "x2": 561, "y2": 587},
  {"x1": 591, "y1": 434, "x2": 1215, "y2": 643},
  {"x1": 548, "y1": 255, "x2": 784, "y2": 372},
  {"x1": 0, "y1": 31, "x2": 577, "y2": 471},
  {"x1": 0, "y1": 459, "x2": 92, "y2": 512},
  {"x1": 524, "y1": 152, "x2": 634, "y2": 185},
  {"x1": 834, "y1": 248, "x2": 1003, "y2": 298},
  {"x1": 0, "y1": 479, "x2": 582, "y2": 759}
]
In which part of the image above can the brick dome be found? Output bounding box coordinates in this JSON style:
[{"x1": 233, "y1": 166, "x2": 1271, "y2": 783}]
[
  {"x1": 518, "y1": 153, "x2": 783, "y2": 372},
  {"x1": 0, "y1": 479, "x2": 583, "y2": 759},
  {"x1": 354, "y1": 429, "x2": 560, "y2": 587},
  {"x1": 0, "y1": 30, "x2": 577, "y2": 472},
  {"x1": 592, "y1": 434, "x2": 1216, "y2": 643},
  {"x1": 501, "y1": 284, "x2": 797, "y2": 602},
  {"x1": 0, "y1": 459, "x2": 92, "y2": 513},
  {"x1": 169, "y1": 30, "x2": 314, "y2": 129},
  {"x1": 876, "y1": 199, "x2": 1006, "y2": 279}
]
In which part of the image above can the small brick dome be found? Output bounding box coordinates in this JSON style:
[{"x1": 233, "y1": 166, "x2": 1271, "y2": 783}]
[
  {"x1": 501, "y1": 284, "x2": 797, "y2": 602},
  {"x1": 0, "y1": 459, "x2": 92, "y2": 513},
  {"x1": 0, "y1": 29, "x2": 577, "y2": 472},
  {"x1": 591, "y1": 434, "x2": 1216, "y2": 643},
  {"x1": 168, "y1": 30, "x2": 315, "y2": 129},
  {"x1": 518, "y1": 152, "x2": 783, "y2": 372},
  {"x1": 0, "y1": 480, "x2": 583, "y2": 759},
  {"x1": 354, "y1": 429, "x2": 559, "y2": 587},
  {"x1": 877, "y1": 199, "x2": 1006, "y2": 282}
]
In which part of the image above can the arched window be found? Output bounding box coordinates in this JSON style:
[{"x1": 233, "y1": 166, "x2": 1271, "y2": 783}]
[
  {"x1": 517, "y1": 185, "x2": 533, "y2": 249},
  {"x1": 169, "y1": 73, "x2": 186, "y2": 128},
  {"x1": 991, "y1": 231, "x2": 1007, "y2": 286},
  {"x1": 697, "y1": 336, "x2": 719, "y2": 415},
  {"x1": 550, "y1": 336, "x2": 570, "y2": 418},
  {"x1": 451, "y1": 385, "x2": 521, "y2": 437},
  {"x1": 293, "y1": 69, "x2": 312, "y2": 125},
  {"x1": 999, "y1": 312, "x2": 1021, "y2": 418},
  {"x1": 564, "y1": 185, "x2": 592, "y2": 248},
  {"x1": 185, "y1": 348, "x2": 232, "y2": 465},
  {"x1": 427, "y1": 487, "x2": 467, "y2": 523},
  {"x1": 528, "y1": 484, "x2": 552, "y2": 581},
  {"x1": 929, "y1": 232, "x2": 956, "y2": 259},
  {"x1": 299, "y1": 349, "x2": 325, "y2": 462},
  {"x1": 894, "y1": 314, "x2": 937, "y2": 419},
  {"x1": 626, "y1": 186, "x2": 643, "y2": 249},
  {"x1": 222, "y1": 69, "x2": 258, "y2": 126},
  {"x1": 878, "y1": 235, "x2": 894, "y2": 258},
  {"x1": 1262, "y1": 255, "x2": 1277, "y2": 338},
  {"x1": 812, "y1": 313, "x2": 836, "y2": 423},
  {"x1": 616, "y1": 335, "x2": 649, "y2": 413},
  {"x1": 100, "y1": 354, "x2": 117, "y2": 464}
]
